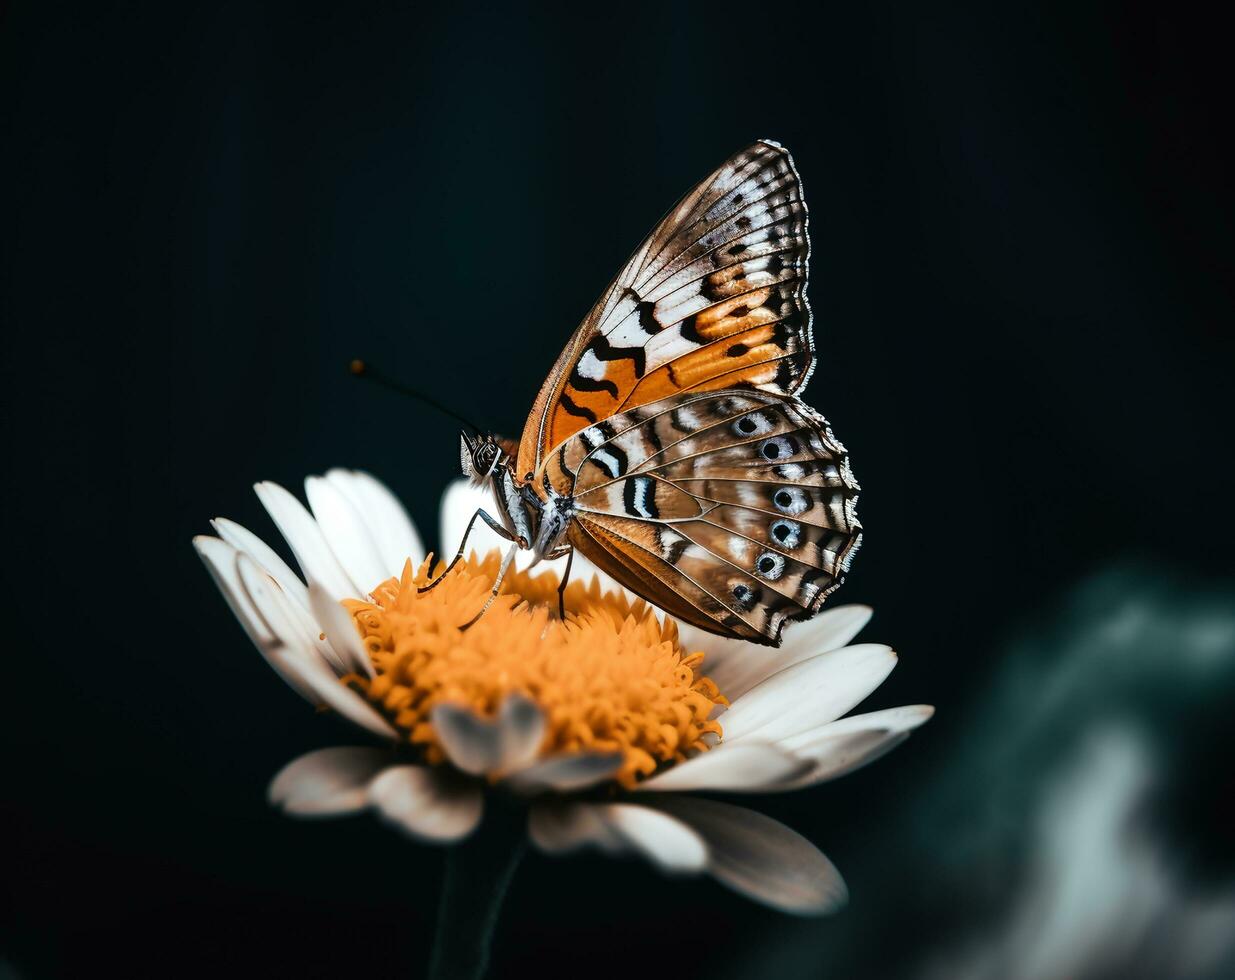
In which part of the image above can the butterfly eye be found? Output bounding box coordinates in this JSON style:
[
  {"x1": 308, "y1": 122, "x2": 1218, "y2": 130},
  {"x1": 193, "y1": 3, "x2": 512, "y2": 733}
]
[
  {"x1": 758, "y1": 436, "x2": 797, "y2": 461},
  {"x1": 730, "y1": 582, "x2": 759, "y2": 610},
  {"x1": 755, "y1": 551, "x2": 786, "y2": 580},
  {"x1": 731, "y1": 412, "x2": 773, "y2": 437},
  {"x1": 769, "y1": 518, "x2": 802, "y2": 548},
  {"x1": 772, "y1": 486, "x2": 809, "y2": 515},
  {"x1": 469, "y1": 441, "x2": 502, "y2": 481}
]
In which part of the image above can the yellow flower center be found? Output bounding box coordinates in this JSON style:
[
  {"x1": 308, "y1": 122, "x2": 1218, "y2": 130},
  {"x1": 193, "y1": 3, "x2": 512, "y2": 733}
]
[{"x1": 343, "y1": 553, "x2": 727, "y2": 788}]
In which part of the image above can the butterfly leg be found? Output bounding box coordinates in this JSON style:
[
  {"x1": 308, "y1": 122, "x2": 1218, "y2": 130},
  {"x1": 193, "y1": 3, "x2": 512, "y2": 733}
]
[
  {"x1": 419, "y1": 508, "x2": 514, "y2": 594},
  {"x1": 556, "y1": 546, "x2": 574, "y2": 621},
  {"x1": 459, "y1": 542, "x2": 518, "y2": 630}
]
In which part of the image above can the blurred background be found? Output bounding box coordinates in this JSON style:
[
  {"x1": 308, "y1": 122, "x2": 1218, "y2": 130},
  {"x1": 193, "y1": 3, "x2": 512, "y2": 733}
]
[{"x1": 2, "y1": 2, "x2": 1232, "y2": 977}]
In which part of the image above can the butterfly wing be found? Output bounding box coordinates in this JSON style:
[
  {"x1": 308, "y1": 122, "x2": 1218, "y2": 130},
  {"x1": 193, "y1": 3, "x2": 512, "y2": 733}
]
[
  {"x1": 516, "y1": 140, "x2": 814, "y2": 482},
  {"x1": 556, "y1": 390, "x2": 862, "y2": 646}
]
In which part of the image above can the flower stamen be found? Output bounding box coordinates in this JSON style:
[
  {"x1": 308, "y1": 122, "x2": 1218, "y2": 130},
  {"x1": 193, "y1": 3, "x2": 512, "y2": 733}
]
[{"x1": 343, "y1": 553, "x2": 727, "y2": 787}]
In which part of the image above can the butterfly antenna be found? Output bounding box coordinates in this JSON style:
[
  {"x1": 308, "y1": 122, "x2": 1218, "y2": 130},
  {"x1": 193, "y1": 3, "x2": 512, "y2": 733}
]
[{"x1": 349, "y1": 359, "x2": 483, "y2": 433}]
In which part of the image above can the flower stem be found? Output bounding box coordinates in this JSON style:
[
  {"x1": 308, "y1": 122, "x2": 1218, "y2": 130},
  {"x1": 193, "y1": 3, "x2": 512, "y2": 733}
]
[{"x1": 427, "y1": 805, "x2": 526, "y2": 980}]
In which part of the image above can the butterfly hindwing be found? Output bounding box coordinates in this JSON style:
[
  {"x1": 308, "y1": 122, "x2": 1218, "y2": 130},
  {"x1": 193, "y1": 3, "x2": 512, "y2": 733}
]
[
  {"x1": 559, "y1": 390, "x2": 861, "y2": 646},
  {"x1": 517, "y1": 140, "x2": 813, "y2": 482},
  {"x1": 567, "y1": 513, "x2": 768, "y2": 641}
]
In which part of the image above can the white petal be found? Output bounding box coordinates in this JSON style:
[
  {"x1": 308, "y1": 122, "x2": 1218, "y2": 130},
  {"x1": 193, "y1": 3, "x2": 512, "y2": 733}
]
[
  {"x1": 496, "y1": 694, "x2": 545, "y2": 773},
  {"x1": 281, "y1": 597, "x2": 350, "y2": 675},
  {"x1": 600, "y1": 803, "x2": 709, "y2": 872},
  {"x1": 237, "y1": 554, "x2": 398, "y2": 740},
  {"x1": 528, "y1": 802, "x2": 707, "y2": 873},
  {"x1": 439, "y1": 479, "x2": 510, "y2": 563},
  {"x1": 430, "y1": 695, "x2": 547, "y2": 777},
  {"x1": 305, "y1": 475, "x2": 390, "y2": 598},
  {"x1": 690, "y1": 604, "x2": 874, "y2": 700},
  {"x1": 211, "y1": 517, "x2": 310, "y2": 612},
  {"x1": 229, "y1": 545, "x2": 347, "y2": 675},
  {"x1": 792, "y1": 731, "x2": 908, "y2": 789},
  {"x1": 195, "y1": 536, "x2": 274, "y2": 649},
  {"x1": 676, "y1": 623, "x2": 758, "y2": 679},
  {"x1": 720, "y1": 644, "x2": 897, "y2": 743},
  {"x1": 326, "y1": 469, "x2": 425, "y2": 577},
  {"x1": 308, "y1": 581, "x2": 374, "y2": 678},
  {"x1": 254, "y1": 481, "x2": 358, "y2": 601},
  {"x1": 777, "y1": 604, "x2": 873, "y2": 659},
  {"x1": 431, "y1": 702, "x2": 502, "y2": 776},
  {"x1": 787, "y1": 704, "x2": 935, "y2": 746},
  {"x1": 652, "y1": 796, "x2": 847, "y2": 915},
  {"x1": 368, "y1": 765, "x2": 483, "y2": 842},
  {"x1": 635, "y1": 744, "x2": 811, "y2": 793},
  {"x1": 272, "y1": 645, "x2": 397, "y2": 740},
  {"x1": 221, "y1": 544, "x2": 347, "y2": 675},
  {"x1": 503, "y1": 752, "x2": 624, "y2": 794},
  {"x1": 775, "y1": 705, "x2": 934, "y2": 789},
  {"x1": 268, "y1": 746, "x2": 389, "y2": 815},
  {"x1": 194, "y1": 535, "x2": 318, "y2": 703},
  {"x1": 528, "y1": 800, "x2": 620, "y2": 853}
]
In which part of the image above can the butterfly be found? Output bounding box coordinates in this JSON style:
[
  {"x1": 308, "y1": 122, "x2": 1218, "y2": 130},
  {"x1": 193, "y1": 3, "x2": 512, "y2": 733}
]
[{"x1": 445, "y1": 140, "x2": 862, "y2": 647}]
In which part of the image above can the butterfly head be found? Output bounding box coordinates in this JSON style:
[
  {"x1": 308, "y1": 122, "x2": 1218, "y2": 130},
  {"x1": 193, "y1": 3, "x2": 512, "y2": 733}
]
[{"x1": 459, "y1": 431, "x2": 508, "y2": 487}]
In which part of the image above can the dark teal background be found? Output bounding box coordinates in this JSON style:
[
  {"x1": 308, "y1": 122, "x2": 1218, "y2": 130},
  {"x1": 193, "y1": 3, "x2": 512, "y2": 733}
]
[{"x1": 2, "y1": 3, "x2": 1232, "y2": 978}]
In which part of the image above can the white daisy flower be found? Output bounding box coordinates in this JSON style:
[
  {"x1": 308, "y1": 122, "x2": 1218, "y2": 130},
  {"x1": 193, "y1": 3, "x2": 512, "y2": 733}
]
[{"x1": 194, "y1": 469, "x2": 932, "y2": 916}]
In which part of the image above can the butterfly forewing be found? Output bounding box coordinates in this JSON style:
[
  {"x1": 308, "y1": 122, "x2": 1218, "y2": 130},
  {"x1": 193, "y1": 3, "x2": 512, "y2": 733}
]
[{"x1": 516, "y1": 140, "x2": 814, "y2": 482}]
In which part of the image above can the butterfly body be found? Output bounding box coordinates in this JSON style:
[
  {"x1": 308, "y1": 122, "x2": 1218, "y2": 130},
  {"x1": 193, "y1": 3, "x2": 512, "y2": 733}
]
[
  {"x1": 458, "y1": 432, "x2": 568, "y2": 561},
  {"x1": 454, "y1": 141, "x2": 861, "y2": 647}
]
